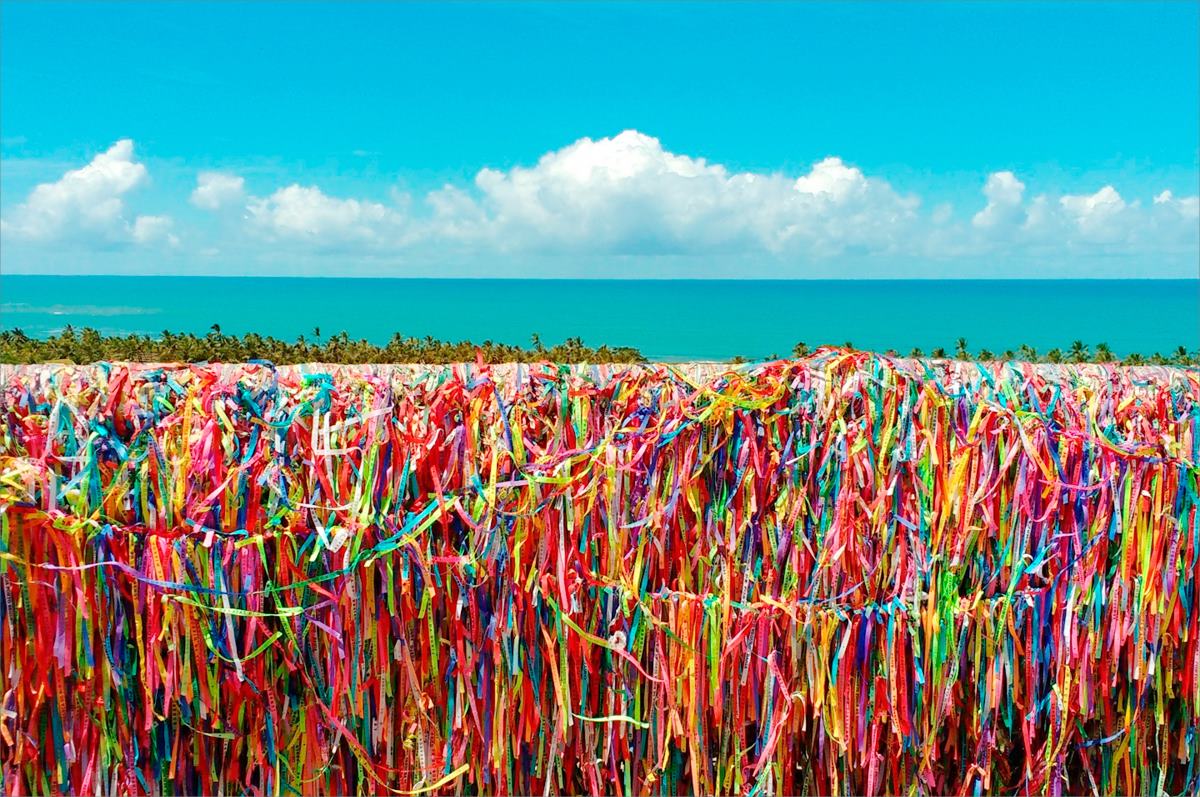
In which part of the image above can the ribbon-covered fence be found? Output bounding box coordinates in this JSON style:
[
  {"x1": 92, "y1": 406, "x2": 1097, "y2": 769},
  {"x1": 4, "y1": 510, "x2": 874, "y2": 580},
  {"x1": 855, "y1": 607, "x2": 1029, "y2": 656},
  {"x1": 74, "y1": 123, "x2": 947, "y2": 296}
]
[{"x1": 0, "y1": 353, "x2": 1197, "y2": 795}]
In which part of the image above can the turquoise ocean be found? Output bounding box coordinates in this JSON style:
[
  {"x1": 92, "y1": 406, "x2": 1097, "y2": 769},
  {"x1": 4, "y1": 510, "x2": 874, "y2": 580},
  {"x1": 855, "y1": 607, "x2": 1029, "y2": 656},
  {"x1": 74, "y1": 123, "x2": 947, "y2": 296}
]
[{"x1": 1, "y1": 276, "x2": 1196, "y2": 361}]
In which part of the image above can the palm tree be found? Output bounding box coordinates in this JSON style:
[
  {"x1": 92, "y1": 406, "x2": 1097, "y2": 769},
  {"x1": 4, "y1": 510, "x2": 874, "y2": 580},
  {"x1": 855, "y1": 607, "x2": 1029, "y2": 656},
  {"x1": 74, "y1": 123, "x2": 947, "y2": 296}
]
[
  {"x1": 954, "y1": 338, "x2": 968, "y2": 359},
  {"x1": 26, "y1": 327, "x2": 643, "y2": 363},
  {"x1": 10, "y1": 326, "x2": 1188, "y2": 367}
]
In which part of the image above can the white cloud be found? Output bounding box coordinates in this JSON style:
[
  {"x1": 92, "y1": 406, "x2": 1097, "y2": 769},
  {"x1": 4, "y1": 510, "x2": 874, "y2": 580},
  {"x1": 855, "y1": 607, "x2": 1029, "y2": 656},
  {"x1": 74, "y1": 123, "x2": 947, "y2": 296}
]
[
  {"x1": 245, "y1": 184, "x2": 407, "y2": 246},
  {"x1": 1146, "y1": 190, "x2": 1200, "y2": 250},
  {"x1": 191, "y1": 171, "x2": 245, "y2": 210},
  {"x1": 131, "y1": 215, "x2": 179, "y2": 247},
  {"x1": 1, "y1": 139, "x2": 173, "y2": 246},
  {"x1": 793, "y1": 156, "x2": 870, "y2": 200},
  {"x1": 213, "y1": 133, "x2": 1196, "y2": 266},
  {"x1": 1057, "y1": 185, "x2": 1129, "y2": 242},
  {"x1": 10, "y1": 131, "x2": 1193, "y2": 274},
  {"x1": 427, "y1": 130, "x2": 919, "y2": 256},
  {"x1": 962, "y1": 171, "x2": 1198, "y2": 256},
  {"x1": 1152, "y1": 189, "x2": 1199, "y2": 218},
  {"x1": 972, "y1": 171, "x2": 1026, "y2": 230}
]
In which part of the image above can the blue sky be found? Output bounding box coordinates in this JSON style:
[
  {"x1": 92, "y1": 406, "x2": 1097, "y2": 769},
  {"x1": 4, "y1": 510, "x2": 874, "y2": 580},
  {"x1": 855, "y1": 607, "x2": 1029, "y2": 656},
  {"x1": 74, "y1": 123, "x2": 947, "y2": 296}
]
[{"x1": 2, "y1": 1, "x2": 1197, "y2": 277}]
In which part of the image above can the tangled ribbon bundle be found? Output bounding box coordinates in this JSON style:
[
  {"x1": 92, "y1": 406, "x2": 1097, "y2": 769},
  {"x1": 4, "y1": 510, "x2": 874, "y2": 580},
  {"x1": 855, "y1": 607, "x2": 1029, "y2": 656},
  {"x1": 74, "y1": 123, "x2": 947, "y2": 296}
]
[{"x1": 0, "y1": 352, "x2": 1197, "y2": 796}]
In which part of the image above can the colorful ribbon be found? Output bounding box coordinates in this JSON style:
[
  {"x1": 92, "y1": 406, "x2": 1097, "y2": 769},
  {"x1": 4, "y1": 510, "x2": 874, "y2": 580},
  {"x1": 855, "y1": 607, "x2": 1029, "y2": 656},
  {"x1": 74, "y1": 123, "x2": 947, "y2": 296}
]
[{"x1": 0, "y1": 353, "x2": 1196, "y2": 795}]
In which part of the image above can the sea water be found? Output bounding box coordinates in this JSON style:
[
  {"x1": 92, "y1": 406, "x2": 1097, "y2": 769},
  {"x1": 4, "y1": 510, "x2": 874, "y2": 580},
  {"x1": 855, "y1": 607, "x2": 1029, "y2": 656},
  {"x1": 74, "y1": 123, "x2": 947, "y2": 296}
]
[{"x1": 2, "y1": 276, "x2": 1196, "y2": 361}]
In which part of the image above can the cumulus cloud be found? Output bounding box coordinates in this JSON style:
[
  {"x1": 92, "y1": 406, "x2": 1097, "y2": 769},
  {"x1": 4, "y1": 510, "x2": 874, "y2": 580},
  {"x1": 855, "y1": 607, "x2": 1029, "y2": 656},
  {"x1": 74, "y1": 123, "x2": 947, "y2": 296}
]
[
  {"x1": 131, "y1": 215, "x2": 178, "y2": 246},
  {"x1": 793, "y1": 156, "x2": 872, "y2": 200},
  {"x1": 1056, "y1": 185, "x2": 1130, "y2": 243},
  {"x1": 191, "y1": 171, "x2": 245, "y2": 210},
  {"x1": 1146, "y1": 190, "x2": 1200, "y2": 250},
  {"x1": 9, "y1": 130, "x2": 1194, "y2": 271},
  {"x1": 206, "y1": 132, "x2": 1196, "y2": 266},
  {"x1": 1153, "y1": 189, "x2": 1198, "y2": 214},
  {"x1": 1, "y1": 139, "x2": 174, "y2": 246},
  {"x1": 958, "y1": 169, "x2": 1198, "y2": 257},
  {"x1": 1151, "y1": 190, "x2": 1200, "y2": 228},
  {"x1": 245, "y1": 184, "x2": 408, "y2": 246},
  {"x1": 427, "y1": 130, "x2": 920, "y2": 256},
  {"x1": 972, "y1": 171, "x2": 1026, "y2": 230}
]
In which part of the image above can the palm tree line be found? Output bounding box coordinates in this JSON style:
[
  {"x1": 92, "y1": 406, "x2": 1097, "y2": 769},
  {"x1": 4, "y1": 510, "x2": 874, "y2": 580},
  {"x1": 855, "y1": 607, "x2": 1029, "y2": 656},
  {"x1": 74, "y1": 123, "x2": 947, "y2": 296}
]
[
  {"x1": 0, "y1": 326, "x2": 641, "y2": 365},
  {"x1": 1, "y1": 327, "x2": 1196, "y2": 366},
  {"x1": 783, "y1": 337, "x2": 1196, "y2": 365}
]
